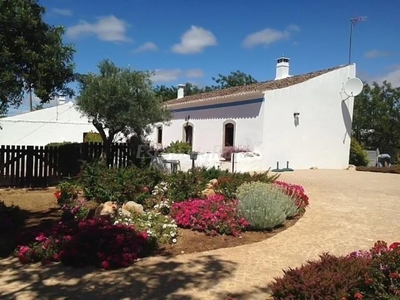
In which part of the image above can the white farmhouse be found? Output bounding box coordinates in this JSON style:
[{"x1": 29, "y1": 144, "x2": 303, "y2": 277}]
[
  {"x1": 0, "y1": 98, "x2": 94, "y2": 146},
  {"x1": 149, "y1": 57, "x2": 359, "y2": 171}
]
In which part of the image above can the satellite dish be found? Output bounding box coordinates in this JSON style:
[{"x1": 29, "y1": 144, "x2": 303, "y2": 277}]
[{"x1": 344, "y1": 77, "x2": 363, "y2": 97}]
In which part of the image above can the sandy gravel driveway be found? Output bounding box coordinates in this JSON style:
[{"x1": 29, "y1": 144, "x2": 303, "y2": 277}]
[{"x1": 1, "y1": 170, "x2": 399, "y2": 300}]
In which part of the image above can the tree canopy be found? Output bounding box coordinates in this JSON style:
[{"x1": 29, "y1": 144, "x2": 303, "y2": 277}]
[
  {"x1": 212, "y1": 70, "x2": 258, "y2": 89},
  {"x1": 353, "y1": 81, "x2": 400, "y2": 159},
  {"x1": 153, "y1": 82, "x2": 206, "y2": 101},
  {"x1": 153, "y1": 70, "x2": 258, "y2": 102},
  {"x1": 0, "y1": 0, "x2": 76, "y2": 115},
  {"x1": 76, "y1": 59, "x2": 171, "y2": 158}
]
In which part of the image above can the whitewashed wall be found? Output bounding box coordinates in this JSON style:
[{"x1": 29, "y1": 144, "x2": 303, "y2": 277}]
[
  {"x1": 0, "y1": 102, "x2": 94, "y2": 146},
  {"x1": 149, "y1": 98, "x2": 265, "y2": 154},
  {"x1": 262, "y1": 64, "x2": 356, "y2": 170},
  {"x1": 231, "y1": 152, "x2": 264, "y2": 172}
]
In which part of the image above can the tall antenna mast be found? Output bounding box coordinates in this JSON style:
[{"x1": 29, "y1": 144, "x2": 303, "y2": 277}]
[{"x1": 348, "y1": 16, "x2": 367, "y2": 65}]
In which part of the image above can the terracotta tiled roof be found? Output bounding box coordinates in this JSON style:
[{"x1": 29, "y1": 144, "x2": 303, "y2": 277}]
[{"x1": 165, "y1": 65, "x2": 345, "y2": 106}]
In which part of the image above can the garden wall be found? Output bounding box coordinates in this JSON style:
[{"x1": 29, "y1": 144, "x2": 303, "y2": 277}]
[
  {"x1": 232, "y1": 152, "x2": 264, "y2": 172},
  {"x1": 151, "y1": 152, "x2": 265, "y2": 173}
]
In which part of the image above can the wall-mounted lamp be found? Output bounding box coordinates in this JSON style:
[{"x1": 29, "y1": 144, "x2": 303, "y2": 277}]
[{"x1": 294, "y1": 112, "x2": 300, "y2": 127}]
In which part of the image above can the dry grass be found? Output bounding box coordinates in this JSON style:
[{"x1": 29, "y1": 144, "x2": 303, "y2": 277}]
[{"x1": 0, "y1": 188, "x2": 58, "y2": 211}]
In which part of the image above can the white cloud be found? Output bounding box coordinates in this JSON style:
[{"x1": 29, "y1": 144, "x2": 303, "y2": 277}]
[
  {"x1": 287, "y1": 24, "x2": 300, "y2": 32},
  {"x1": 66, "y1": 15, "x2": 132, "y2": 42},
  {"x1": 133, "y1": 42, "x2": 158, "y2": 53},
  {"x1": 52, "y1": 8, "x2": 73, "y2": 16},
  {"x1": 171, "y1": 26, "x2": 217, "y2": 54},
  {"x1": 152, "y1": 69, "x2": 182, "y2": 83},
  {"x1": 364, "y1": 50, "x2": 392, "y2": 59},
  {"x1": 360, "y1": 65, "x2": 400, "y2": 88},
  {"x1": 375, "y1": 65, "x2": 400, "y2": 87},
  {"x1": 242, "y1": 25, "x2": 300, "y2": 48},
  {"x1": 185, "y1": 68, "x2": 204, "y2": 78}
]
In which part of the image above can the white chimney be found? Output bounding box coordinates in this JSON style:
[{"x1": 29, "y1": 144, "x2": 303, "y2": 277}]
[
  {"x1": 177, "y1": 84, "x2": 185, "y2": 99},
  {"x1": 58, "y1": 95, "x2": 66, "y2": 105},
  {"x1": 275, "y1": 57, "x2": 290, "y2": 80}
]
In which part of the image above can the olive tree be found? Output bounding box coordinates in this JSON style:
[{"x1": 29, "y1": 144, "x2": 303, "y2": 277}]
[{"x1": 76, "y1": 59, "x2": 171, "y2": 160}]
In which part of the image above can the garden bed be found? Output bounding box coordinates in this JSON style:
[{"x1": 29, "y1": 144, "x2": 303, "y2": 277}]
[
  {"x1": 1, "y1": 164, "x2": 310, "y2": 271},
  {"x1": 356, "y1": 165, "x2": 400, "y2": 174},
  {"x1": 0, "y1": 188, "x2": 303, "y2": 258},
  {"x1": 157, "y1": 215, "x2": 302, "y2": 256}
]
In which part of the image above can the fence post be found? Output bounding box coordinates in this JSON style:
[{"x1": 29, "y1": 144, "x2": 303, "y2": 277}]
[{"x1": 26, "y1": 146, "x2": 34, "y2": 186}]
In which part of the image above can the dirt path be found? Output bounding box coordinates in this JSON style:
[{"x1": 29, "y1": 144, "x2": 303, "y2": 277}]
[{"x1": 1, "y1": 170, "x2": 399, "y2": 300}]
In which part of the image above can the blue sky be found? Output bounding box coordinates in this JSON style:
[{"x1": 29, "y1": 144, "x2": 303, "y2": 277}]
[{"x1": 10, "y1": 0, "x2": 400, "y2": 114}]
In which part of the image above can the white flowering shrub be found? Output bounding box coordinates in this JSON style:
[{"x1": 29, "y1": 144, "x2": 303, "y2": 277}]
[
  {"x1": 147, "y1": 181, "x2": 174, "y2": 215},
  {"x1": 113, "y1": 209, "x2": 178, "y2": 244}
]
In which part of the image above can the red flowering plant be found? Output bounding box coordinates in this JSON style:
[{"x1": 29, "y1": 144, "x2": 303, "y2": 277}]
[
  {"x1": 54, "y1": 181, "x2": 90, "y2": 221},
  {"x1": 359, "y1": 241, "x2": 400, "y2": 298},
  {"x1": 55, "y1": 181, "x2": 79, "y2": 206},
  {"x1": 14, "y1": 216, "x2": 153, "y2": 269},
  {"x1": 274, "y1": 181, "x2": 309, "y2": 210},
  {"x1": 171, "y1": 194, "x2": 249, "y2": 237},
  {"x1": 347, "y1": 241, "x2": 400, "y2": 299}
]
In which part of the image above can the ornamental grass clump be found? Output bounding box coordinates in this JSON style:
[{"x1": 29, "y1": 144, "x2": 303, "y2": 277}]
[{"x1": 236, "y1": 182, "x2": 297, "y2": 230}]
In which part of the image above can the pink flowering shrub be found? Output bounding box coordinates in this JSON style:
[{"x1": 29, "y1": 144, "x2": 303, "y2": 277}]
[
  {"x1": 274, "y1": 181, "x2": 309, "y2": 209},
  {"x1": 221, "y1": 146, "x2": 250, "y2": 161},
  {"x1": 59, "y1": 197, "x2": 90, "y2": 221},
  {"x1": 171, "y1": 194, "x2": 249, "y2": 236},
  {"x1": 14, "y1": 216, "x2": 153, "y2": 269}
]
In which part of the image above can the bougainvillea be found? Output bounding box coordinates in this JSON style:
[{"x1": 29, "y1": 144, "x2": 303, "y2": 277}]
[
  {"x1": 14, "y1": 216, "x2": 152, "y2": 269},
  {"x1": 171, "y1": 194, "x2": 249, "y2": 236},
  {"x1": 274, "y1": 181, "x2": 310, "y2": 209}
]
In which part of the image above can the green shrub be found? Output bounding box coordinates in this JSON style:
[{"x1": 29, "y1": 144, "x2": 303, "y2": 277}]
[
  {"x1": 236, "y1": 182, "x2": 291, "y2": 230},
  {"x1": 83, "y1": 131, "x2": 103, "y2": 143},
  {"x1": 280, "y1": 194, "x2": 299, "y2": 219},
  {"x1": 216, "y1": 171, "x2": 280, "y2": 199},
  {"x1": 269, "y1": 253, "x2": 371, "y2": 299},
  {"x1": 350, "y1": 138, "x2": 369, "y2": 166},
  {"x1": 46, "y1": 141, "x2": 78, "y2": 147},
  {"x1": 0, "y1": 200, "x2": 26, "y2": 231},
  {"x1": 198, "y1": 166, "x2": 229, "y2": 181},
  {"x1": 164, "y1": 140, "x2": 192, "y2": 154},
  {"x1": 164, "y1": 170, "x2": 205, "y2": 202},
  {"x1": 76, "y1": 162, "x2": 163, "y2": 204},
  {"x1": 56, "y1": 180, "x2": 79, "y2": 204}
]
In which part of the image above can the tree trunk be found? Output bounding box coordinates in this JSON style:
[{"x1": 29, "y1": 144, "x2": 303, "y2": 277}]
[
  {"x1": 92, "y1": 121, "x2": 112, "y2": 164},
  {"x1": 105, "y1": 134, "x2": 114, "y2": 166}
]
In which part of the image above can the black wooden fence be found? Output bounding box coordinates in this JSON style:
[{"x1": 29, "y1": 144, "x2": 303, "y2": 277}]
[{"x1": 0, "y1": 142, "x2": 144, "y2": 188}]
